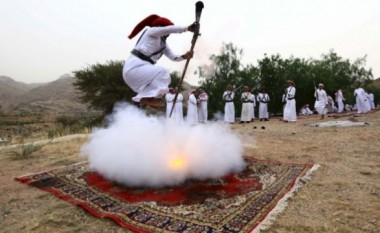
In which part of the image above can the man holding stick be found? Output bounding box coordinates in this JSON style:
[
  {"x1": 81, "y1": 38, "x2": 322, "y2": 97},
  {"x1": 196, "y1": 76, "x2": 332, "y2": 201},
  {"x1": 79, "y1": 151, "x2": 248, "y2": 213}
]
[
  {"x1": 283, "y1": 80, "x2": 297, "y2": 122},
  {"x1": 223, "y1": 84, "x2": 236, "y2": 123},
  {"x1": 169, "y1": 1, "x2": 204, "y2": 117},
  {"x1": 123, "y1": 14, "x2": 196, "y2": 109}
]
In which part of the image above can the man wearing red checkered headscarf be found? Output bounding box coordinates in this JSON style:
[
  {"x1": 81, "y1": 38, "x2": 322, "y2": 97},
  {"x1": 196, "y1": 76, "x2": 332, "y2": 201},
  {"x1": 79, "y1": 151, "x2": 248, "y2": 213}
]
[{"x1": 122, "y1": 14, "x2": 196, "y2": 108}]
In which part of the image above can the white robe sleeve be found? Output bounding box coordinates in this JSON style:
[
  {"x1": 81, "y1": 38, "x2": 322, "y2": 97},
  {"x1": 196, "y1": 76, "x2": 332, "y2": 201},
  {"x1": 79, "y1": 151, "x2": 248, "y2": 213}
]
[
  {"x1": 148, "y1": 25, "x2": 188, "y2": 38},
  {"x1": 164, "y1": 46, "x2": 185, "y2": 62}
]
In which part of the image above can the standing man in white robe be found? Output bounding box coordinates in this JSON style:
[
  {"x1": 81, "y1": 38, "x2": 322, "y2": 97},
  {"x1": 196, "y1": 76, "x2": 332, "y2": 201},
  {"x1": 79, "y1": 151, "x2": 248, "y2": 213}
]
[
  {"x1": 354, "y1": 83, "x2": 368, "y2": 114},
  {"x1": 223, "y1": 85, "x2": 235, "y2": 123},
  {"x1": 314, "y1": 83, "x2": 328, "y2": 119},
  {"x1": 257, "y1": 87, "x2": 270, "y2": 121},
  {"x1": 240, "y1": 86, "x2": 251, "y2": 123},
  {"x1": 197, "y1": 88, "x2": 208, "y2": 123},
  {"x1": 122, "y1": 14, "x2": 195, "y2": 108},
  {"x1": 335, "y1": 89, "x2": 345, "y2": 113},
  {"x1": 283, "y1": 80, "x2": 297, "y2": 122},
  {"x1": 165, "y1": 88, "x2": 175, "y2": 118},
  {"x1": 187, "y1": 90, "x2": 198, "y2": 125},
  {"x1": 368, "y1": 91, "x2": 375, "y2": 110},
  {"x1": 172, "y1": 87, "x2": 184, "y2": 122},
  {"x1": 365, "y1": 92, "x2": 372, "y2": 112},
  {"x1": 249, "y1": 90, "x2": 256, "y2": 122}
]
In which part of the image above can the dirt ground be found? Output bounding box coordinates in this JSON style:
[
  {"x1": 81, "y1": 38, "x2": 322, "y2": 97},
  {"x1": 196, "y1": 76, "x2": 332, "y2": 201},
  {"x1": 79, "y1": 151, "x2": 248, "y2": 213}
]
[{"x1": 1, "y1": 111, "x2": 379, "y2": 233}]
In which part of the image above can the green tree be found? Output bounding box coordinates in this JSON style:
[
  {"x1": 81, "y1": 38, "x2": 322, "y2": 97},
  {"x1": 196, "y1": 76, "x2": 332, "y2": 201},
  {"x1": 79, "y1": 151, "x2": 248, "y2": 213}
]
[
  {"x1": 255, "y1": 50, "x2": 374, "y2": 114},
  {"x1": 198, "y1": 43, "x2": 257, "y2": 117},
  {"x1": 256, "y1": 54, "x2": 313, "y2": 114},
  {"x1": 199, "y1": 44, "x2": 375, "y2": 117},
  {"x1": 310, "y1": 51, "x2": 373, "y2": 104},
  {"x1": 73, "y1": 61, "x2": 132, "y2": 115}
]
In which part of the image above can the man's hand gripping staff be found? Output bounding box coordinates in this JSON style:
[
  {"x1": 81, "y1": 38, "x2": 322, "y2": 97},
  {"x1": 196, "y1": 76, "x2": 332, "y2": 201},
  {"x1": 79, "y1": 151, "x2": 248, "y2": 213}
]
[{"x1": 169, "y1": 1, "x2": 204, "y2": 118}]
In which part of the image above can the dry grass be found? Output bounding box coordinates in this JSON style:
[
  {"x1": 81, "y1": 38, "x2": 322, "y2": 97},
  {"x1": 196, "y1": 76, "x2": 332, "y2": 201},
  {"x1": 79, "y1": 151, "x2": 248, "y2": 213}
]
[{"x1": 1, "y1": 111, "x2": 380, "y2": 233}]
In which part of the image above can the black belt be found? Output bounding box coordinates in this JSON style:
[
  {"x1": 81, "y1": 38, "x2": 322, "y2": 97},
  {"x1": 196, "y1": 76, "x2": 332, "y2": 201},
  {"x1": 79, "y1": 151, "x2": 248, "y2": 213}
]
[
  {"x1": 131, "y1": 49, "x2": 155, "y2": 64},
  {"x1": 260, "y1": 101, "x2": 268, "y2": 103},
  {"x1": 242, "y1": 101, "x2": 250, "y2": 103},
  {"x1": 287, "y1": 97, "x2": 295, "y2": 100},
  {"x1": 225, "y1": 100, "x2": 233, "y2": 102}
]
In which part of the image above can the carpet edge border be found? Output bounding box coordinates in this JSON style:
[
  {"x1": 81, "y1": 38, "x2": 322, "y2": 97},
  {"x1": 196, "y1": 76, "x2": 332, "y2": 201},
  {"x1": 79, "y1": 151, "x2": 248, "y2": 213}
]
[{"x1": 251, "y1": 163, "x2": 320, "y2": 233}]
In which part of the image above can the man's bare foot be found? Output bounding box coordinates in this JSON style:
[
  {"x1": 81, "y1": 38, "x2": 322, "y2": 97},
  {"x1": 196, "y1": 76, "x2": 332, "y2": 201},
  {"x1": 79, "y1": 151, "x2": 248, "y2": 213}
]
[{"x1": 140, "y1": 98, "x2": 164, "y2": 109}]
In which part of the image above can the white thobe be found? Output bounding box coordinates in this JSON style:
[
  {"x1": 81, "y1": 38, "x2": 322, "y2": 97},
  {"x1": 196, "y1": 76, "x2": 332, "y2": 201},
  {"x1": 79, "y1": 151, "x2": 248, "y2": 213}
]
[
  {"x1": 172, "y1": 94, "x2": 184, "y2": 122},
  {"x1": 354, "y1": 88, "x2": 368, "y2": 114},
  {"x1": 335, "y1": 90, "x2": 344, "y2": 113},
  {"x1": 314, "y1": 89, "x2": 328, "y2": 115},
  {"x1": 365, "y1": 93, "x2": 371, "y2": 112},
  {"x1": 122, "y1": 26, "x2": 187, "y2": 102},
  {"x1": 240, "y1": 92, "x2": 251, "y2": 122},
  {"x1": 197, "y1": 92, "x2": 208, "y2": 123},
  {"x1": 223, "y1": 91, "x2": 235, "y2": 123},
  {"x1": 368, "y1": 93, "x2": 375, "y2": 109},
  {"x1": 249, "y1": 93, "x2": 256, "y2": 120},
  {"x1": 187, "y1": 93, "x2": 198, "y2": 125},
  {"x1": 283, "y1": 86, "x2": 297, "y2": 122},
  {"x1": 165, "y1": 93, "x2": 175, "y2": 118},
  {"x1": 257, "y1": 93, "x2": 270, "y2": 119}
]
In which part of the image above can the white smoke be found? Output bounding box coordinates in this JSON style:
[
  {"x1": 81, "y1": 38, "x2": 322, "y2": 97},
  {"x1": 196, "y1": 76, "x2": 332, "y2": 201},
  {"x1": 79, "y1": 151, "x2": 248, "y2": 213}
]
[{"x1": 81, "y1": 103, "x2": 246, "y2": 188}]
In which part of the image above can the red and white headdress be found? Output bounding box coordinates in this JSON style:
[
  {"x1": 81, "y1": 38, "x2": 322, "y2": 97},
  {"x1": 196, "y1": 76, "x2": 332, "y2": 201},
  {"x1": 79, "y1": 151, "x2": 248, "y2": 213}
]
[{"x1": 128, "y1": 14, "x2": 174, "y2": 39}]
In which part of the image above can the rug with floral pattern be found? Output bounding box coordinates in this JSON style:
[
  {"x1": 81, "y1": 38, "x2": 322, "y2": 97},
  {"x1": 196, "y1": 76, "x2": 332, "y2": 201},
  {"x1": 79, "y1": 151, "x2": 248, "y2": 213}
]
[{"x1": 15, "y1": 157, "x2": 318, "y2": 233}]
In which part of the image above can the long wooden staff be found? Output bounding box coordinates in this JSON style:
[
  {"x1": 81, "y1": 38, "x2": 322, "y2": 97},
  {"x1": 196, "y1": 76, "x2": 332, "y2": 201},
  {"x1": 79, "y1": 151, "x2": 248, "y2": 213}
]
[{"x1": 169, "y1": 1, "x2": 204, "y2": 118}]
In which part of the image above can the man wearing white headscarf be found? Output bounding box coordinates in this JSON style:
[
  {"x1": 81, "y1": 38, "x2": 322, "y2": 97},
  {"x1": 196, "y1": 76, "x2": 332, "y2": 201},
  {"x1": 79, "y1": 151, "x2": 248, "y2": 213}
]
[
  {"x1": 283, "y1": 80, "x2": 297, "y2": 122},
  {"x1": 172, "y1": 87, "x2": 184, "y2": 122},
  {"x1": 335, "y1": 89, "x2": 345, "y2": 113},
  {"x1": 165, "y1": 88, "x2": 175, "y2": 118},
  {"x1": 197, "y1": 88, "x2": 208, "y2": 123},
  {"x1": 354, "y1": 83, "x2": 368, "y2": 114},
  {"x1": 257, "y1": 87, "x2": 270, "y2": 121},
  {"x1": 314, "y1": 83, "x2": 328, "y2": 119},
  {"x1": 223, "y1": 85, "x2": 235, "y2": 123},
  {"x1": 186, "y1": 90, "x2": 198, "y2": 125},
  {"x1": 240, "y1": 86, "x2": 251, "y2": 123}
]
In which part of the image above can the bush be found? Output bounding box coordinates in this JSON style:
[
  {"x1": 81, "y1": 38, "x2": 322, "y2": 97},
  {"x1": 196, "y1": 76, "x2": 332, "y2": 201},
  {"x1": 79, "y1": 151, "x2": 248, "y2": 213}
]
[{"x1": 10, "y1": 141, "x2": 51, "y2": 159}]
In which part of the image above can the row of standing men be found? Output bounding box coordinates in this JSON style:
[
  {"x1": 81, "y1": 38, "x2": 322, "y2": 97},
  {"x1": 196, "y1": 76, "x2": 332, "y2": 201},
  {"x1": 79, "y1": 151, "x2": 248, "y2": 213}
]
[
  {"x1": 165, "y1": 88, "x2": 208, "y2": 125},
  {"x1": 223, "y1": 85, "x2": 272, "y2": 123},
  {"x1": 166, "y1": 80, "x2": 377, "y2": 124},
  {"x1": 223, "y1": 80, "x2": 298, "y2": 123},
  {"x1": 165, "y1": 80, "x2": 298, "y2": 125}
]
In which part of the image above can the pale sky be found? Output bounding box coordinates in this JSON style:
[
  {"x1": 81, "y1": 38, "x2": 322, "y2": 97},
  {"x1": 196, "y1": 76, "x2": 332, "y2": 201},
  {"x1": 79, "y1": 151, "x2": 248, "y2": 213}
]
[{"x1": 1, "y1": 0, "x2": 379, "y2": 86}]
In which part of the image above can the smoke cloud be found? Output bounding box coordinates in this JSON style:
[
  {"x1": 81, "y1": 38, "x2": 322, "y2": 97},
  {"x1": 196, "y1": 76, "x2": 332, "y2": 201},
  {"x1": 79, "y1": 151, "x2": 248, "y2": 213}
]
[{"x1": 81, "y1": 103, "x2": 246, "y2": 188}]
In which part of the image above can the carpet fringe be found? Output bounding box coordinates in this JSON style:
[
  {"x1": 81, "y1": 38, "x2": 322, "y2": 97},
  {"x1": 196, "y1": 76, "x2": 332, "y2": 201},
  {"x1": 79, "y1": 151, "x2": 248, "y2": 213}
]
[{"x1": 251, "y1": 163, "x2": 320, "y2": 233}]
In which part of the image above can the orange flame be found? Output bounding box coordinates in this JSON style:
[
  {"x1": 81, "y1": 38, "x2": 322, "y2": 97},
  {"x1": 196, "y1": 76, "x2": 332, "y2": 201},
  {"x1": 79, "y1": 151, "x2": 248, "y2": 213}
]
[{"x1": 168, "y1": 155, "x2": 186, "y2": 169}]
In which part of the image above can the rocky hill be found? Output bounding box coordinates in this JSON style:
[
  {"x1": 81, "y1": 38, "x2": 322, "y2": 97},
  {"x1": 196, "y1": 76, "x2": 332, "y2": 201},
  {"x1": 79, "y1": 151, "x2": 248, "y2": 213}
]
[
  {"x1": 0, "y1": 74, "x2": 88, "y2": 115},
  {"x1": 0, "y1": 76, "x2": 41, "y2": 110}
]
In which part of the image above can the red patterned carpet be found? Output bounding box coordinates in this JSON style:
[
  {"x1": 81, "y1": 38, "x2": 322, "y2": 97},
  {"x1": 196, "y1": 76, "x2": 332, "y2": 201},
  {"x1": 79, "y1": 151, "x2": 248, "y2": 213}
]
[{"x1": 15, "y1": 157, "x2": 318, "y2": 233}]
